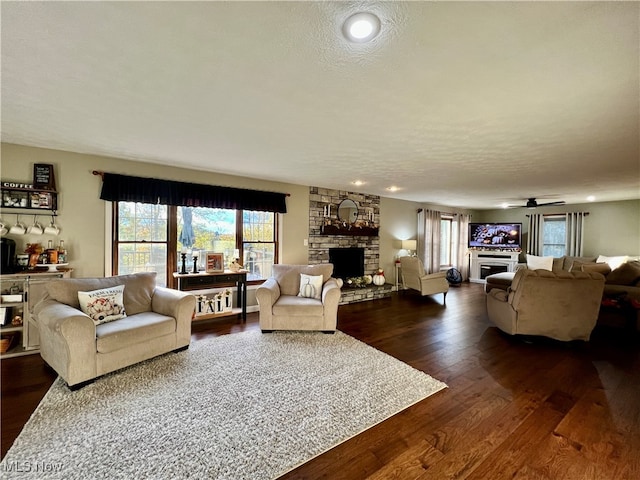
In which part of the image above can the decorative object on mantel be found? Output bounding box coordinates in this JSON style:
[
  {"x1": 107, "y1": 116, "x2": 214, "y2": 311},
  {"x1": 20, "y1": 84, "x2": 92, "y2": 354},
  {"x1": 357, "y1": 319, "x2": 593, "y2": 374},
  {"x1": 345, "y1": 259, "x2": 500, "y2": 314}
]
[
  {"x1": 321, "y1": 198, "x2": 379, "y2": 236},
  {"x1": 373, "y1": 269, "x2": 386, "y2": 286}
]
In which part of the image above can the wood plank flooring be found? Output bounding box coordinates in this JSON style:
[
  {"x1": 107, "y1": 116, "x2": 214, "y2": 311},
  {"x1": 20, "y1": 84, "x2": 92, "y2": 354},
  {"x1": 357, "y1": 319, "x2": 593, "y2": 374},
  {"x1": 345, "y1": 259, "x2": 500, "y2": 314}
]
[{"x1": 2, "y1": 283, "x2": 639, "y2": 479}]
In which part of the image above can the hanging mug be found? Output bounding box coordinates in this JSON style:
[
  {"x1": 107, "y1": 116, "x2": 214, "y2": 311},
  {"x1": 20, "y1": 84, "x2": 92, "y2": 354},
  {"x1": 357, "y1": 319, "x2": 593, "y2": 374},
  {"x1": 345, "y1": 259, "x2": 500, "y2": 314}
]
[
  {"x1": 27, "y1": 218, "x2": 44, "y2": 235},
  {"x1": 9, "y1": 219, "x2": 27, "y2": 235},
  {"x1": 44, "y1": 220, "x2": 60, "y2": 235}
]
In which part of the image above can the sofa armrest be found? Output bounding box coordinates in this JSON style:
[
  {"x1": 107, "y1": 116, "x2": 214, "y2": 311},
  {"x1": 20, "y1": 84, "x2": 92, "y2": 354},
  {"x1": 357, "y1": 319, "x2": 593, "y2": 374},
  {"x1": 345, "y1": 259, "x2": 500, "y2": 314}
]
[
  {"x1": 152, "y1": 287, "x2": 196, "y2": 346},
  {"x1": 256, "y1": 278, "x2": 281, "y2": 307},
  {"x1": 35, "y1": 298, "x2": 98, "y2": 385},
  {"x1": 321, "y1": 278, "x2": 341, "y2": 330}
]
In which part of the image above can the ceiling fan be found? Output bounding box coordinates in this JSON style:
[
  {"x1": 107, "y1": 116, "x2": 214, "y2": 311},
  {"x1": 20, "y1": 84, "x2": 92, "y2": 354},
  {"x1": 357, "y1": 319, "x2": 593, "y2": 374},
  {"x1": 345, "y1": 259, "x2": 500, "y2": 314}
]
[{"x1": 508, "y1": 197, "x2": 566, "y2": 209}]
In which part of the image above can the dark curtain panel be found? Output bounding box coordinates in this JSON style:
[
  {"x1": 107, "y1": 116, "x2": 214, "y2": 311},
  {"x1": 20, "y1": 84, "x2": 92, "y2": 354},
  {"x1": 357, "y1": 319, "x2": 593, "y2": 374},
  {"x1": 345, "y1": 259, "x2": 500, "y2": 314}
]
[{"x1": 99, "y1": 173, "x2": 287, "y2": 213}]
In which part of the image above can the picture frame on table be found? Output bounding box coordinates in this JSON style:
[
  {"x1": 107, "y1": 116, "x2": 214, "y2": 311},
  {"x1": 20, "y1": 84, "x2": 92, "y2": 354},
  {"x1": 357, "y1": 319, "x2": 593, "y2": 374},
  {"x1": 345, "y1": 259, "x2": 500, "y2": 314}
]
[{"x1": 205, "y1": 252, "x2": 224, "y2": 273}]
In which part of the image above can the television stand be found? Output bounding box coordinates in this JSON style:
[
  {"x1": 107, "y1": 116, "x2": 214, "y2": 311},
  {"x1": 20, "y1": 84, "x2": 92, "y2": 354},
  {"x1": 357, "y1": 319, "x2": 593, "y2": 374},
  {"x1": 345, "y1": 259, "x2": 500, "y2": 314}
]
[{"x1": 469, "y1": 250, "x2": 520, "y2": 283}]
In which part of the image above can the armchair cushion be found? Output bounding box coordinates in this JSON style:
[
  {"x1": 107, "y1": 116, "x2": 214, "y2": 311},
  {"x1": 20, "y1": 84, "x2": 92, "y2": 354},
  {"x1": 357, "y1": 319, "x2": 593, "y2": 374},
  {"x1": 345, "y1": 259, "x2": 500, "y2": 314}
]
[
  {"x1": 45, "y1": 271, "x2": 156, "y2": 315},
  {"x1": 273, "y1": 264, "x2": 333, "y2": 296},
  {"x1": 298, "y1": 273, "x2": 324, "y2": 299}
]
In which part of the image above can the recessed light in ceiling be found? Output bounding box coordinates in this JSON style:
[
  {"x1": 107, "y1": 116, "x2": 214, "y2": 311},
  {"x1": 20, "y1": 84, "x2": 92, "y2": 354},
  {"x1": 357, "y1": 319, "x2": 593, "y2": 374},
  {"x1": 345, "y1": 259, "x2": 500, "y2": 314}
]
[
  {"x1": 386, "y1": 186, "x2": 399, "y2": 192},
  {"x1": 351, "y1": 180, "x2": 365, "y2": 186},
  {"x1": 342, "y1": 12, "x2": 381, "y2": 43},
  {"x1": 587, "y1": 195, "x2": 596, "y2": 202}
]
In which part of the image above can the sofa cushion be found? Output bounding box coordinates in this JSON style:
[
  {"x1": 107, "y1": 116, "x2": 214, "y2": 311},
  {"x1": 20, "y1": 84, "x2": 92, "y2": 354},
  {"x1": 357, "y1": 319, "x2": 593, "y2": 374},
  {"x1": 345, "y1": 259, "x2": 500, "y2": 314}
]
[
  {"x1": 563, "y1": 256, "x2": 597, "y2": 271},
  {"x1": 580, "y1": 263, "x2": 612, "y2": 276},
  {"x1": 272, "y1": 295, "x2": 324, "y2": 316},
  {"x1": 78, "y1": 285, "x2": 127, "y2": 325},
  {"x1": 272, "y1": 264, "x2": 333, "y2": 297},
  {"x1": 46, "y1": 272, "x2": 157, "y2": 315},
  {"x1": 96, "y1": 311, "x2": 175, "y2": 354},
  {"x1": 605, "y1": 260, "x2": 640, "y2": 286}
]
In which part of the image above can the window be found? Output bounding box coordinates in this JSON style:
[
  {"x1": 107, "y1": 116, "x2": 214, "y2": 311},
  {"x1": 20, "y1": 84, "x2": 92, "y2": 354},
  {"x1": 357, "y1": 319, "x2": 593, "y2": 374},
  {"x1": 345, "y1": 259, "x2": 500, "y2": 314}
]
[
  {"x1": 542, "y1": 216, "x2": 566, "y2": 257},
  {"x1": 440, "y1": 216, "x2": 458, "y2": 268},
  {"x1": 114, "y1": 202, "x2": 278, "y2": 287},
  {"x1": 115, "y1": 202, "x2": 169, "y2": 286}
]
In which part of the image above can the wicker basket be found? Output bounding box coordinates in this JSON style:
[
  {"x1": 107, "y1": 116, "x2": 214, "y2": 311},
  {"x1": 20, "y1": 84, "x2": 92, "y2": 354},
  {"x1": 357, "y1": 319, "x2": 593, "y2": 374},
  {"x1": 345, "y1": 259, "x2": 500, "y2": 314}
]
[{"x1": 0, "y1": 333, "x2": 18, "y2": 354}]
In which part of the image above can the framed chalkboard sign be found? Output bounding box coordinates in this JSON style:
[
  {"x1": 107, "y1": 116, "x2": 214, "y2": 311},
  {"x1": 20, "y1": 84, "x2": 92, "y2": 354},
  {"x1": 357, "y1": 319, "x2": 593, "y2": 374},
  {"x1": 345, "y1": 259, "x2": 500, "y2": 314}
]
[{"x1": 33, "y1": 164, "x2": 56, "y2": 191}]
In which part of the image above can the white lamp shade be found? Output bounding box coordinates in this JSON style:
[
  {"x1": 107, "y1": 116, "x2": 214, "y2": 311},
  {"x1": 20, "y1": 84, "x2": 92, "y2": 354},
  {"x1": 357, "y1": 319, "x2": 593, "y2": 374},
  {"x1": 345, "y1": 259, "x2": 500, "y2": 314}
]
[{"x1": 400, "y1": 240, "x2": 417, "y2": 251}]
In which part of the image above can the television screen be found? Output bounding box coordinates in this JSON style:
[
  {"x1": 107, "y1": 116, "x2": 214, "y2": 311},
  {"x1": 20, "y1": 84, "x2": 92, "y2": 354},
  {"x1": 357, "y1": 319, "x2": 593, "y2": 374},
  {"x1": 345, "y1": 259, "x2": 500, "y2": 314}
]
[{"x1": 468, "y1": 223, "x2": 522, "y2": 250}]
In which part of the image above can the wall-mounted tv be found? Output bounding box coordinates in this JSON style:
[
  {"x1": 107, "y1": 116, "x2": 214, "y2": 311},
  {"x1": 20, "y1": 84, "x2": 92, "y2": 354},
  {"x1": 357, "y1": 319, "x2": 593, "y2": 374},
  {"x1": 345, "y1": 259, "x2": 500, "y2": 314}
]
[{"x1": 468, "y1": 223, "x2": 522, "y2": 250}]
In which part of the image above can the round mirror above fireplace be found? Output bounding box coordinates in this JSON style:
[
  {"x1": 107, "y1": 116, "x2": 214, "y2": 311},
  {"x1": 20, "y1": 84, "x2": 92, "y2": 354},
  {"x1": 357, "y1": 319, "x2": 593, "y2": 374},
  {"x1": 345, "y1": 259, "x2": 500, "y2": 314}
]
[{"x1": 337, "y1": 199, "x2": 358, "y2": 224}]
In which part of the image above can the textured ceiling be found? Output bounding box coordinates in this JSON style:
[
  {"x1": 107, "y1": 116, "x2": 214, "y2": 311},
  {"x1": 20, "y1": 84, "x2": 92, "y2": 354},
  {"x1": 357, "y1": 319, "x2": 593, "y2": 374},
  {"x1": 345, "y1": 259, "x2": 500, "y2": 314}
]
[{"x1": 2, "y1": 1, "x2": 639, "y2": 209}]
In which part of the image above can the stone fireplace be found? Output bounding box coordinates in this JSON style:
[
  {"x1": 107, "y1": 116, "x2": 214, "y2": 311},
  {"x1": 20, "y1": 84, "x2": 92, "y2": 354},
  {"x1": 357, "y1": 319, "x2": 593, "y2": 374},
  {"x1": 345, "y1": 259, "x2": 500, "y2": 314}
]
[
  {"x1": 308, "y1": 187, "x2": 380, "y2": 276},
  {"x1": 308, "y1": 187, "x2": 392, "y2": 304}
]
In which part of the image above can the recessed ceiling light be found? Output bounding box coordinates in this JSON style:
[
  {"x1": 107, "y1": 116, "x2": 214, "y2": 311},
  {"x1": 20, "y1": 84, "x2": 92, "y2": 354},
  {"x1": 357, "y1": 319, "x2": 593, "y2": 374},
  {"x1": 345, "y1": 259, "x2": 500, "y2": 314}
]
[
  {"x1": 342, "y1": 12, "x2": 381, "y2": 43},
  {"x1": 351, "y1": 180, "x2": 365, "y2": 186},
  {"x1": 386, "y1": 186, "x2": 399, "y2": 192},
  {"x1": 501, "y1": 203, "x2": 510, "y2": 209},
  {"x1": 587, "y1": 195, "x2": 596, "y2": 202}
]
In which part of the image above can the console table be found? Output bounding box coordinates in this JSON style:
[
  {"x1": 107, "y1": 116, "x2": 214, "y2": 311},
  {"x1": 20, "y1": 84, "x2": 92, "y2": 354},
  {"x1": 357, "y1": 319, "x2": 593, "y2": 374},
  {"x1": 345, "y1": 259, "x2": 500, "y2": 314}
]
[{"x1": 173, "y1": 270, "x2": 247, "y2": 322}]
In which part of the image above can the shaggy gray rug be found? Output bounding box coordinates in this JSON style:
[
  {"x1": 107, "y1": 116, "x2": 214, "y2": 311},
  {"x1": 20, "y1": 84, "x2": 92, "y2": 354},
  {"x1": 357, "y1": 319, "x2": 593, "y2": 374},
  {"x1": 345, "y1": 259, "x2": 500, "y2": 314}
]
[{"x1": 1, "y1": 330, "x2": 446, "y2": 479}]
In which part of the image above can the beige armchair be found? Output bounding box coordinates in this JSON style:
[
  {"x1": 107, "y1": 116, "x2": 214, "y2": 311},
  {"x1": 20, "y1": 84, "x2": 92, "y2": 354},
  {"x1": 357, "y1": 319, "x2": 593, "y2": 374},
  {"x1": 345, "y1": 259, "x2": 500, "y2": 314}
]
[
  {"x1": 486, "y1": 269, "x2": 605, "y2": 341},
  {"x1": 34, "y1": 272, "x2": 196, "y2": 389},
  {"x1": 256, "y1": 264, "x2": 341, "y2": 333},
  {"x1": 399, "y1": 256, "x2": 449, "y2": 303}
]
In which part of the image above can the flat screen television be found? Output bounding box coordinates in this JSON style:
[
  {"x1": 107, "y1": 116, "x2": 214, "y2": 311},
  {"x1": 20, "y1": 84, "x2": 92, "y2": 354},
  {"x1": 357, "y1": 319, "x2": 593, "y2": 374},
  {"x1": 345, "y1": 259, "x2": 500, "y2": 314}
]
[{"x1": 468, "y1": 223, "x2": 522, "y2": 250}]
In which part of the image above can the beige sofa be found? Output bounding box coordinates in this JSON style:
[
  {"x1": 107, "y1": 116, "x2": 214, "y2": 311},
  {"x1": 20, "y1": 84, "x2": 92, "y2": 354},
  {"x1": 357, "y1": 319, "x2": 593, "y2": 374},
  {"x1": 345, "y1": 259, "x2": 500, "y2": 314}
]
[
  {"x1": 486, "y1": 269, "x2": 605, "y2": 341},
  {"x1": 485, "y1": 256, "x2": 640, "y2": 331},
  {"x1": 256, "y1": 264, "x2": 341, "y2": 333},
  {"x1": 34, "y1": 272, "x2": 196, "y2": 389}
]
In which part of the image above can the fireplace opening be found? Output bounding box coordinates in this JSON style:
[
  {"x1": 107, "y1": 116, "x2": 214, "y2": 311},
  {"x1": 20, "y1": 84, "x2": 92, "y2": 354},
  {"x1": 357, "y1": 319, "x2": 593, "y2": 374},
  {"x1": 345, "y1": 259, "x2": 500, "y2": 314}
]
[
  {"x1": 480, "y1": 264, "x2": 508, "y2": 279},
  {"x1": 329, "y1": 247, "x2": 365, "y2": 280}
]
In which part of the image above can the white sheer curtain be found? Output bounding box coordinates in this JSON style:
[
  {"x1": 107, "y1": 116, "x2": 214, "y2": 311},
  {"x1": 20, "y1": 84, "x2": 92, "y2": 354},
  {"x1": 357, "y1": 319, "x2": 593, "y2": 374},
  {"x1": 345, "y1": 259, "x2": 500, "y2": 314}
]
[
  {"x1": 417, "y1": 208, "x2": 442, "y2": 274},
  {"x1": 565, "y1": 212, "x2": 587, "y2": 256},
  {"x1": 454, "y1": 213, "x2": 471, "y2": 280},
  {"x1": 527, "y1": 213, "x2": 544, "y2": 255}
]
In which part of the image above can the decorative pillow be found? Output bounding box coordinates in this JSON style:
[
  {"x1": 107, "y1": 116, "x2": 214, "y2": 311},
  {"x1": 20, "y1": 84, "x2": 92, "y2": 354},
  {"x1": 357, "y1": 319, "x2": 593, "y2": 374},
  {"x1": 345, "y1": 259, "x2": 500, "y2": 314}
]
[
  {"x1": 605, "y1": 261, "x2": 640, "y2": 286},
  {"x1": 596, "y1": 255, "x2": 629, "y2": 271},
  {"x1": 580, "y1": 263, "x2": 612, "y2": 276},
  {"x1": 78, "y1": 285, "x2": 127, "y2": 325},
  {"x1": 526, "y1": 254, "x2": 554, "y2": 271},
  {"x1": 298, "y1": 274, "x2": 323, "y2": 300}
]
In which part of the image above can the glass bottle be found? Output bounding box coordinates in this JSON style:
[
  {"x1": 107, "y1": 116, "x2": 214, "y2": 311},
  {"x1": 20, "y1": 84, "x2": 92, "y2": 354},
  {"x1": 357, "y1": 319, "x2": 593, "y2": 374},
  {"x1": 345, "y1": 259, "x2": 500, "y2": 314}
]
[{"x1": 57, "y1": 240, "x2": 67, "y2": 264}]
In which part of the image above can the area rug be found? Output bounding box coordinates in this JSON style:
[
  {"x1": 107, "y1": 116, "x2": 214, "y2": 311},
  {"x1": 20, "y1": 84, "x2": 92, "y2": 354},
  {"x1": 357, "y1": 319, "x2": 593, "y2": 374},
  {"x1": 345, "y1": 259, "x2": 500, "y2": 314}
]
[{"x1": 1, "y1": 330, "x2": 446, "y2": 479}]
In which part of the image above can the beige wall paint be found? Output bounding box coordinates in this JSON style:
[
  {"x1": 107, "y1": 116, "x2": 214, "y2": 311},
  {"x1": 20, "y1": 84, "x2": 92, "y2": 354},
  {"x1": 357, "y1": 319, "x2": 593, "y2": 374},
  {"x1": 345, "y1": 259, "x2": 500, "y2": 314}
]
[
  {"x1": 3, "y1": 143, "x2": 636, "y2": 284},
  {"x1": 1, "y1": 143, "x2": 310, "y2": 277},
  {"x1": 472, "y1": 199, "x2": 640, "y2": 257}
]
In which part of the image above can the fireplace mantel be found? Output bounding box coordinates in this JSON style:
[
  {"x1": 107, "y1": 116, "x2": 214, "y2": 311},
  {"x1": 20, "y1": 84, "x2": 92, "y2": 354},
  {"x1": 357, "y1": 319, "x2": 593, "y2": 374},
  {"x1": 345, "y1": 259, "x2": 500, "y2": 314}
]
[{"x1": 321, "y1": 224, "x2": 379, "y2": 236}]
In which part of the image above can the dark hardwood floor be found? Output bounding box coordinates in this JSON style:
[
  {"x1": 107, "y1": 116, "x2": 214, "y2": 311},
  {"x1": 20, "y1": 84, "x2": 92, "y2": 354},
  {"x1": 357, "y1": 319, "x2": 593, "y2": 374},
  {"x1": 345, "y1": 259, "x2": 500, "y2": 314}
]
[{"x1": 2, "y1": 283, "x2": 639, "y2": 479}]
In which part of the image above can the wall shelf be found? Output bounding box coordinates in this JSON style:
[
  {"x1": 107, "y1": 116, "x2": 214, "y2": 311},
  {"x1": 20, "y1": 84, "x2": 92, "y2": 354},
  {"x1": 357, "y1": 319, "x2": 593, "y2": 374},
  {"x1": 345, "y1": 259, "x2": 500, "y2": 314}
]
[{"x1": 1, "y1": 186, "x2": 58, "y2": 212}]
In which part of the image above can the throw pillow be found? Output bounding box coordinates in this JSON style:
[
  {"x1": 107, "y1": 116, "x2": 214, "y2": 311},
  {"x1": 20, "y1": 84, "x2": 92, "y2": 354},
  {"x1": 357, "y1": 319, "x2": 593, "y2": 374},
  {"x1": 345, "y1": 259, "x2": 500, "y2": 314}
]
[
  {"x1": 605, "y1": 261, "x2": 640, "y2": 286},
  {"x1": 580, "y1": 263, "x2": 612, "y2": 276},
  {"x1": 78, "y1": 285, "x2": 127, "y2": 325},
  {"x1": 526, "y1": 254, "x2": 554, "y2": 271},
  {"x1": 596, "y1": 255, "x2": 629, "y2": 271},
  {"x1": 298, "y1": 274, "x2": 323, "y2": 300}
]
